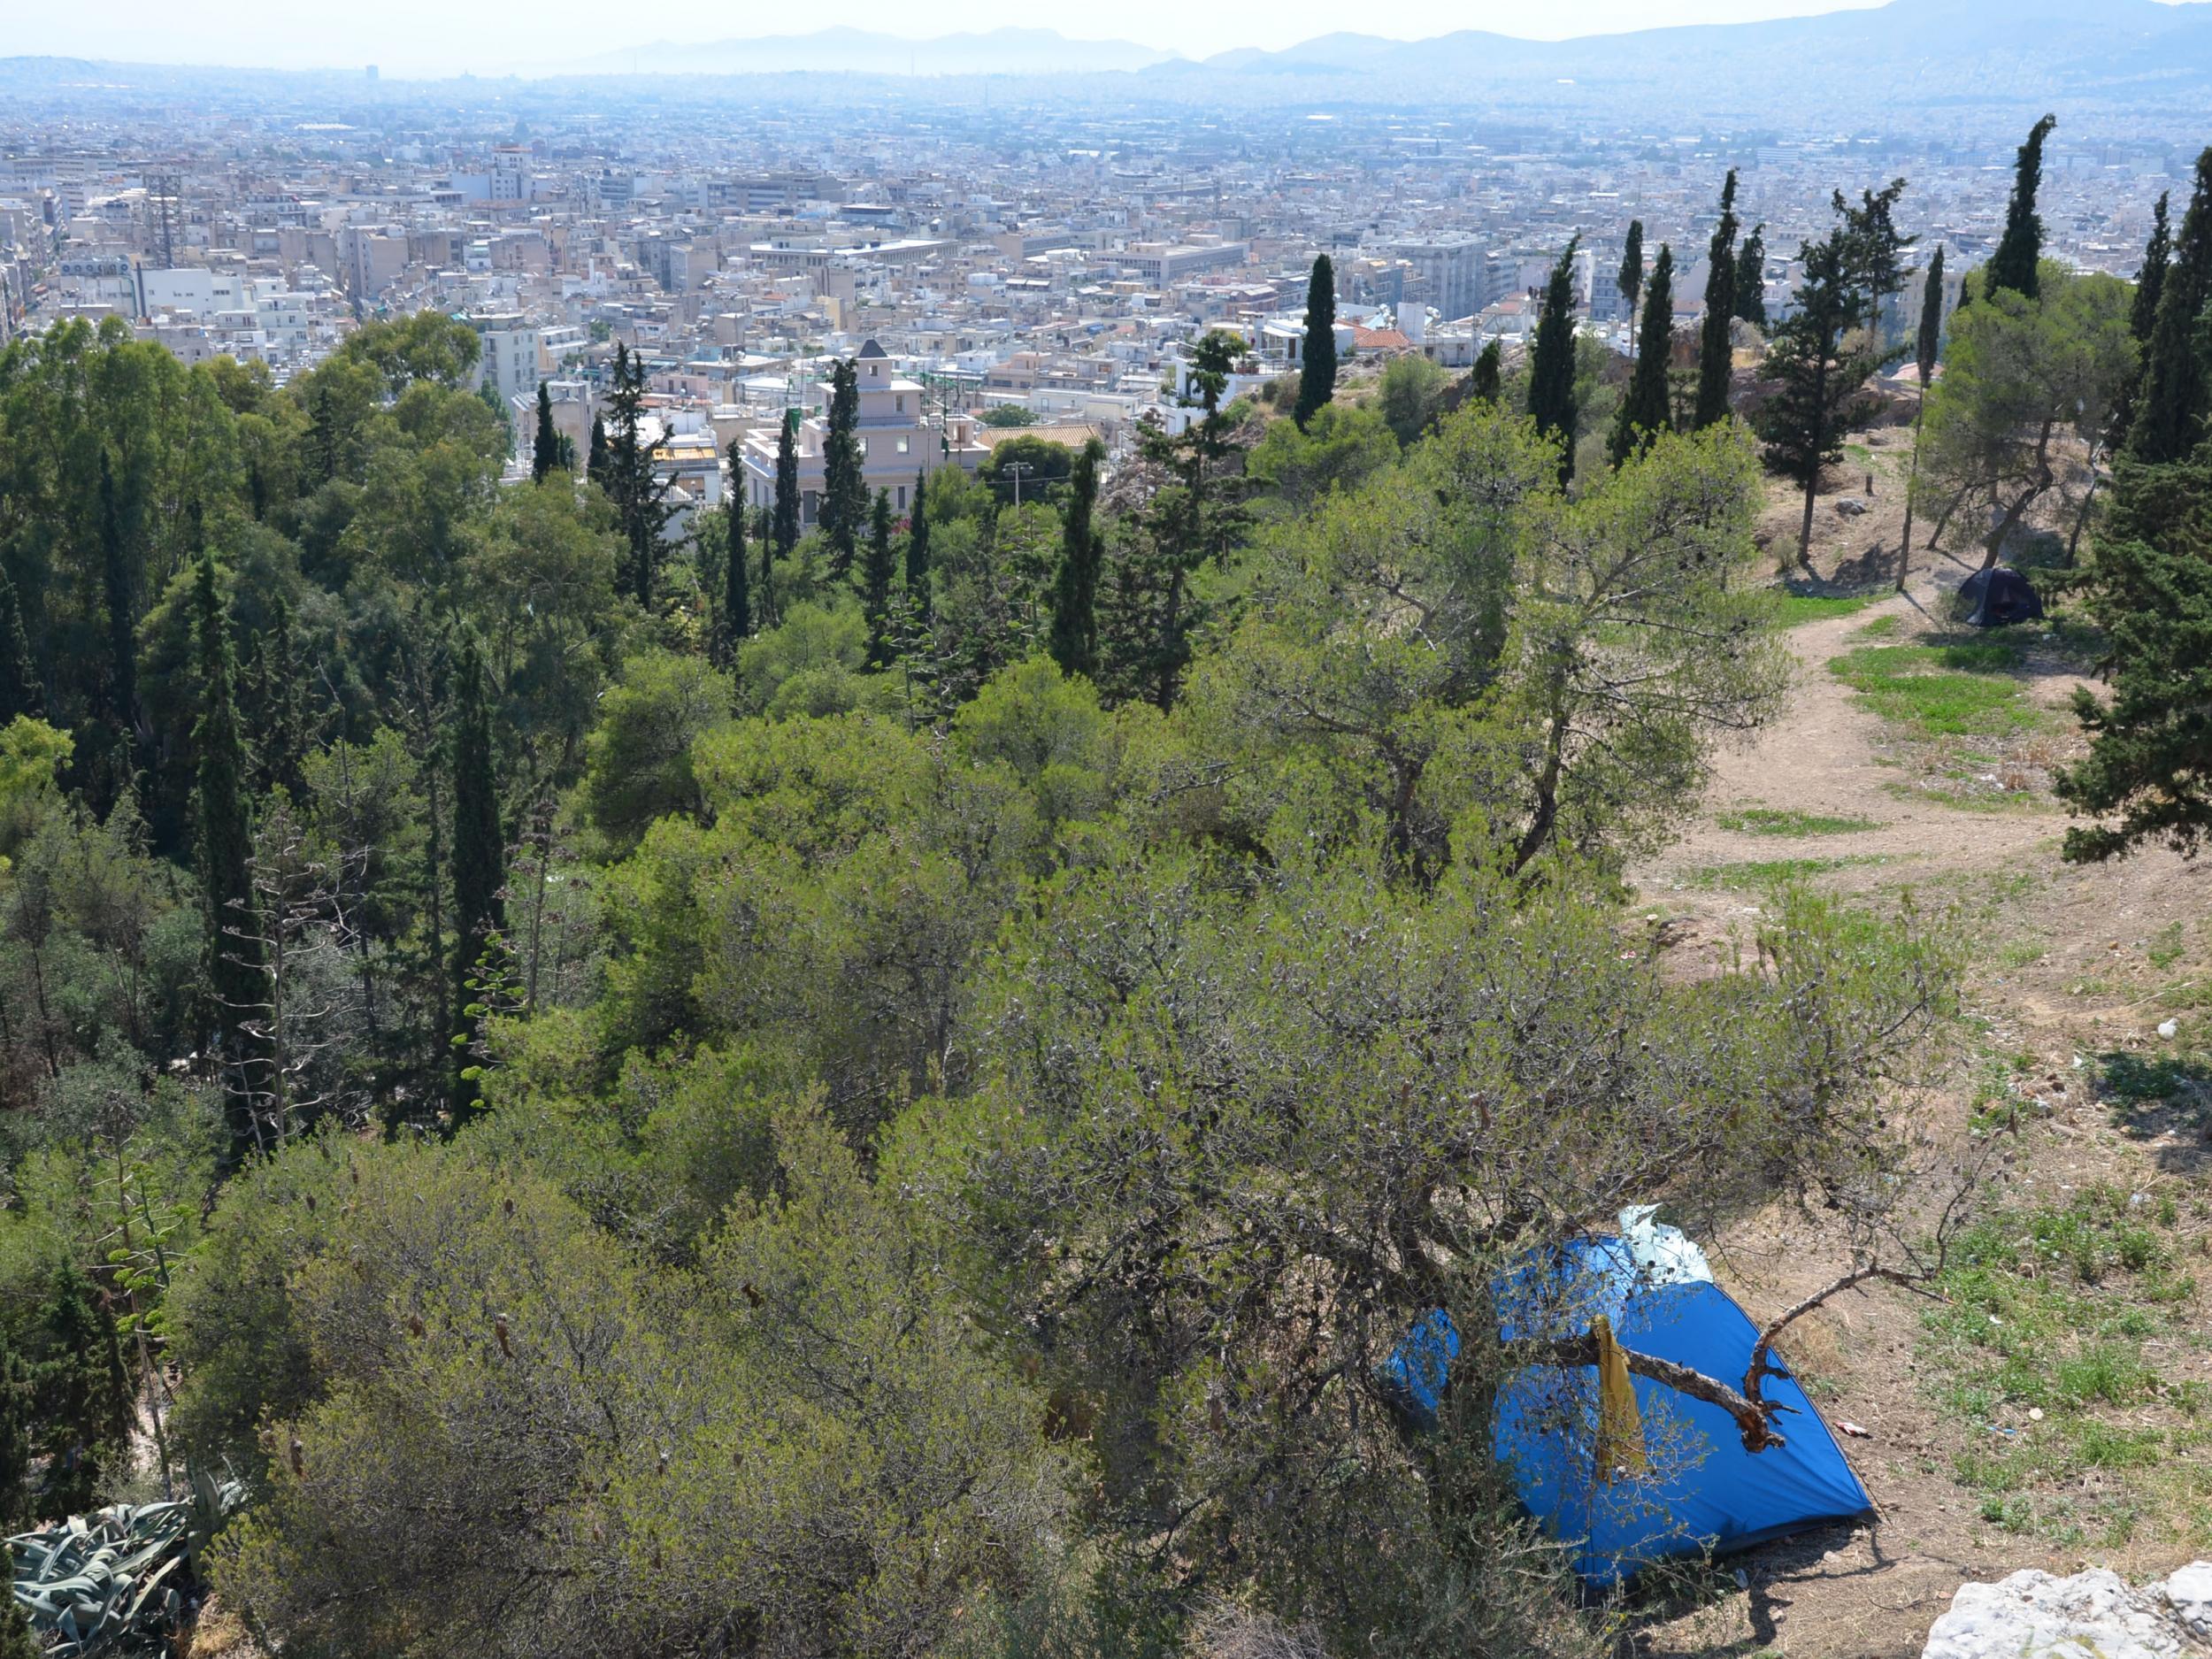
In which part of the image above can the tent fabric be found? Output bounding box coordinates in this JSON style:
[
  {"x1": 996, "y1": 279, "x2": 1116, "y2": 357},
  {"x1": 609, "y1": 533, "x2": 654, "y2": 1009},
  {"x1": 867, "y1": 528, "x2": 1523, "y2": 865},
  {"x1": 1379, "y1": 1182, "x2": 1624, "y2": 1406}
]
[
  {"x1": 1384, "y1": 1228, "x2": 1872, "y2": 1586},
  {"x1": 1955, "y1": 565, "x2": 2044, "y2": 626}
]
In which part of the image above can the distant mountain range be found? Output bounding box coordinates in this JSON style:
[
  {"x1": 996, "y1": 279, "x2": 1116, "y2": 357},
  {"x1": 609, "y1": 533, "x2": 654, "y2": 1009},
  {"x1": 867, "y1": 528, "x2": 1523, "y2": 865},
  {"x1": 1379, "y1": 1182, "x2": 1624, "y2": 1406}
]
[
  {"x1": 556, "y1": 26, "x2": 1177, "y2": 78},
  {"x1": 559, "y1": 0, "x2": 2212, "y2": 128},
  {"x1": 11, "y1": 0, "x2": 2212, "y2": 134}
]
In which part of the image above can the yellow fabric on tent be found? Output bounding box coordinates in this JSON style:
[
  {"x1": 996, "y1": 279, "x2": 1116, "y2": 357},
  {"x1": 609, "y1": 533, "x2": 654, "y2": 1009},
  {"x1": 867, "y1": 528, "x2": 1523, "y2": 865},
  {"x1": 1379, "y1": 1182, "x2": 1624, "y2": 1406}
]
[{"x1": 1593, "y1": 1314, "x2": 1647, "y2": 1484}]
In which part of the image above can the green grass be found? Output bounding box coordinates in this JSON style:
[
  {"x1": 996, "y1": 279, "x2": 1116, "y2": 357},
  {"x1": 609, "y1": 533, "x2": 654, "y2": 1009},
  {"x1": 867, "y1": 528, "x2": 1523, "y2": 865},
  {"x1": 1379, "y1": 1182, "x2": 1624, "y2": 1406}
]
[
  {"x1": 1920, "y1": 1186, "x2": 2211, "y2": 1548},
  {"x1": 1680, "y1": 855, "x2": 1889, "y2": 891},
  {"x1": 1852, "y1": 614, "x2": 1905, "y2": 640},
  {"x1": 1713, "y1": 806, "x2": 1883, "y2": 837},
  {"x1": 1711, "y1": 806, "x2": 1885, "y2": 839},
  {"x1": 1882, "y1": 779, "x2": 2055, "y2": 815},
  {"x1": 1773, "y1": 592, "x2": 1881, "y2": 628},
  {"x1": 1832, "y1": 639, "x2": 2045, "y2": 739}
]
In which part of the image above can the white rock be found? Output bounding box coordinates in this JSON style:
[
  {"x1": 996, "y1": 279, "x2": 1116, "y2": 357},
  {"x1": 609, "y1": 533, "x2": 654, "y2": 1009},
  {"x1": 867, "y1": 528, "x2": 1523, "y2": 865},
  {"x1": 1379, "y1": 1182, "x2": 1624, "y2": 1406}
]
[
  {"x1": 2158, "y1": 1018, "x2": 2179, "y2": 1039},
  {"x1": 2162, "y1": 1563, "x2": 2212, "y2": 1639},
  {"x1": 1922, "y1": 1564, "x2": 2212, "y2": 1658}
]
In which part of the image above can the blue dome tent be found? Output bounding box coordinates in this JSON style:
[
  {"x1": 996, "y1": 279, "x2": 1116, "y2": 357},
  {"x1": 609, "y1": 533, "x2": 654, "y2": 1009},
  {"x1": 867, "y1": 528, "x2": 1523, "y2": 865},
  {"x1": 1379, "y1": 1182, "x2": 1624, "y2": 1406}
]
[{"x1": 1384, "y1": 1213, "x2": 1872, "y2": 1586}]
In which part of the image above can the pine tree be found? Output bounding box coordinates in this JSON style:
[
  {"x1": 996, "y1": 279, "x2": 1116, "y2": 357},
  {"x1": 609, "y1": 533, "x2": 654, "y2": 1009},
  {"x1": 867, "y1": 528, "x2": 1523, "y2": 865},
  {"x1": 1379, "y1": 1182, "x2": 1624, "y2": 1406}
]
[
  {"x1": 1525, "y1": 236, "x2": 1581, "y2": 487},
  {"x1": 1294, "y1": 254, "x2": 1338, "y2": 428},
  {"x1": 906, "y1": 469, "x2": 932, "y2": 596},
  {"x1": 586, "y1": 413, "x2": 609, "y2": 488},
  {"x1": 0, "y1": 565, "x2": 42, "y2": 725},
  {"x1": 1734, "y1": 225, "x2": 1768, "y2": 328},
  {"x1": 532, "y1": 381, "x2": 559, "y2": 484},
  {"x1": 1609, "y1": 244, "x2": 1676, "y2": 468},
  {"x1": 772, "y1": 408, "x2": 802, "y2": 554},
  {"x1": 1759, "y1": 222, "x2": 1869, "y2": 570},
  {"x1": 723, "y1": 448, "x2": 751, "y2": 659},
  {"x1": 1469, "y1": 340, "x2": 1502, "y2": 405},
  {"x1": 1048, "y1": 442, "x2": 1103, "y2": 680},
  {"x1": 2110, "y1": 192, "x2": 2173, "y2": 449},
  {"x1": 863, "y1": 489, "x2": 896, "y2": 667},
  {"x1": 97, "y1": 451, "x2": 139, "y2": 746},
  {"x1": 1898, "y1": 245, "x2": 1946, "y2": 592},
  {"x1": 2128, "y1": 148, "x2": 2212, "y2": 466},
  {"x1": 190, "y1": 552, "x2": 263, "y2": 1160},
  {"x1": 1694, "y1": 169, "x2": 1740, "y2": 429},
  {"x1": 2056, "y1": 442, "x2": 2212, "y2": 859},
  {"x1": 1617, "y1": 220, "x2": 1645, "y2": 355},
  {"x1": 1985, "y1": 114, "x2": 2057, "y2": 303},
  {"x1": 1837, "y1": 180, "x2": 1914, "y2": 337}
]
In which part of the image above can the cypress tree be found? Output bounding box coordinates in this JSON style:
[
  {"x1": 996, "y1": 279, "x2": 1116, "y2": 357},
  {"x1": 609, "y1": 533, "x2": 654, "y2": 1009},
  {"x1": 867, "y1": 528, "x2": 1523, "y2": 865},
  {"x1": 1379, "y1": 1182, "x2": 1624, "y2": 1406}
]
[
  {"x1": 1469, "y1": 340, "x2": 1502, "y2": 405},
  {"x1": 2128, "y1": 148, "x2": 2212, "y2": 466},
  {"x1": 0, "y1": 1337, "x2": 34, "y2": 1532},
  {"x1": 906, "y1": 469, "x2": 931, "y2": 595},
  {"x1": 1898, "y1": 245, "x2": 1946, "y2": 591},
  {"x1": 2132, "y1": 191, "x2": 2173, "y2": 347},
  {"x1": 2110, "y1": 193, "x2": 2172, "y2": 449},
  {"x1": 250, "y1": 593, "x2": 307, "y2": 799},
  {"x1": 448, "y1": 634, "x2": 503, "y2": 1125},
  {"x1": 1294, "y1": 254, "x2": 1337, "y2": 428},
  {"x1": 1985, "y1": 114, "x2": 2057, "y2": 303},
  {"x1": 723, "y1": 446, "x2": 751, "y2": 657},
  {"x1": 0, "y1": 565, "x2": 42, "y2": 724},
  {"x1": 0, "y1": 1598, "x2": 38, "y2": 1659},
  {"x1": 97, "y1": 452, "x2": 139, "y2": 746},
  {"x1": 31, "y1": 1260, "x2": 130, "y2": 1517},
  {"x1": 1048, "y1": 442, "x2": 1103, "y2": 679},
  {"x1": 190, "y1": 552, "x2": 261, "y2": 1159},
  {"x1": 586, "y1": 413, "x2": 608, "y2": 488},
  {"x1": 1617, "y1": 221, "x2": 1644, "y2": 354},
  {"x1": 1525, "y1": 236, "x2": 1581, "y2": 488},
  {"x1": 863, "y1": 489, "x2": 896, "y2": 667},
  {"x1": 1734, "y1": 225, "x2": 1768, "y2": 328},
  {"x1": 1610, "y1": 244, "x2": 1676, "y2": 468},
  {"x1": 604, "y1": 344, "x2": 675, "y2": 608},
  {"x1": 821, "y1": 360, "x2": 869, "y2": 573},
  {"x1": 532, "y1": 382, "x2": 558, "y2": 484},
  {"x1": 772, "y1": 408, "x2": 801, "y2": 554},
  {"x1": 1694, "y1": 169, "x2": 1740, "y2": 429}
]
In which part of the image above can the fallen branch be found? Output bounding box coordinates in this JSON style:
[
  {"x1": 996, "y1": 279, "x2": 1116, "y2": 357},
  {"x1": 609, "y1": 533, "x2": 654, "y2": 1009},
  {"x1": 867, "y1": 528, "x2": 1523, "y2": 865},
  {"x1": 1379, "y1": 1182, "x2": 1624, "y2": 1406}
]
[
  {"x1": 1514, "y1": 1333, "x2": 1793, "y2": 1453},
  {"x1": 1742, "y1": 1263, "x2": 1944, "y2": 1425}
]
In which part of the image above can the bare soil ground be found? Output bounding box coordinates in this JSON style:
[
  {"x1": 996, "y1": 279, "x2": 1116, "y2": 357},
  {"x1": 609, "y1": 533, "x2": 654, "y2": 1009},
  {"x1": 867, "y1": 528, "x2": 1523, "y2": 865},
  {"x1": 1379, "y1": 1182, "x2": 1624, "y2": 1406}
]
[{"x1": 1622, "y1": 436, "x2": 2212, "y2": 1658}]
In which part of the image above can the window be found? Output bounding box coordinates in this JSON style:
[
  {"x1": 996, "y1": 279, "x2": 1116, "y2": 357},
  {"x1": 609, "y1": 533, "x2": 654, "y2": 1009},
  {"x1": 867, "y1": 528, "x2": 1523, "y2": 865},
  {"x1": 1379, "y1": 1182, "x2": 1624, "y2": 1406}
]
[
  {"x1": 896, "y1": 435, "x2": 909, "y2": 454},
  {"x1": 895, "y1": 394, "x2": 905, "y2": 413},
  {"x1": 897, "y1": 486, "x2": 907, "y2": 510},
  {"x1": 860, "y1": 436, "x2": 870, "y2": 456}
]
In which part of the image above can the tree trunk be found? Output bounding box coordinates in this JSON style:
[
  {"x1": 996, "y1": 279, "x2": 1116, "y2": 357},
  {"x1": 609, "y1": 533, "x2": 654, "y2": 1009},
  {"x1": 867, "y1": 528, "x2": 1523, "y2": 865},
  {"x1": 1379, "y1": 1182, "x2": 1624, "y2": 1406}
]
[{"x1": 1897, "y1": 392, "x2": 1925, "y2": 592}]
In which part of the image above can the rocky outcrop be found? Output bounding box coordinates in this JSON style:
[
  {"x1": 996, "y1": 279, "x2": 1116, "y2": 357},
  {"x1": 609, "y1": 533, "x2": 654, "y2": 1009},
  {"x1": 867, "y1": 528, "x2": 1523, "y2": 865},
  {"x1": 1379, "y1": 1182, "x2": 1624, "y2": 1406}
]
[{"x1": 1923, "y1": 1563, "x2": 2212, "y2": 1658}]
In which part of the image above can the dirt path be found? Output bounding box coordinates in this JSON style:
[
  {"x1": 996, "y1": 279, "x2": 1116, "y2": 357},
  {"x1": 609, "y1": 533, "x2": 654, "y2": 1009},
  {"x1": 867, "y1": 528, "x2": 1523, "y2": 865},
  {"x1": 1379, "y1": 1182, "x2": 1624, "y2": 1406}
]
[{"x1": 1623, "y1": 553, "x2": 2212, "y2": 1658}]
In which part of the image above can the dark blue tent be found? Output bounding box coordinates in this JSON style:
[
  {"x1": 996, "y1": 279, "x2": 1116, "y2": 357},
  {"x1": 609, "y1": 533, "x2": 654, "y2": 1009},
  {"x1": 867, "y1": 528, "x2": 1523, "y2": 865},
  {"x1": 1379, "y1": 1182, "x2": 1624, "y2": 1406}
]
[{"x1": 1386, "y1": 1232, "x2": 1871, "y2": 1586}]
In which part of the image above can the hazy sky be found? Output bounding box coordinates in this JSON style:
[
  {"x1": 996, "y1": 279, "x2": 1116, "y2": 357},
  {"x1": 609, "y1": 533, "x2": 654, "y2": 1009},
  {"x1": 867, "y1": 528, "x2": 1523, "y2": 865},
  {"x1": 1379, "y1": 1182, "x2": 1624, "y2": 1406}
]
[{"x1": 6, "y1": 0, "x2": 2174, "y2": 77}]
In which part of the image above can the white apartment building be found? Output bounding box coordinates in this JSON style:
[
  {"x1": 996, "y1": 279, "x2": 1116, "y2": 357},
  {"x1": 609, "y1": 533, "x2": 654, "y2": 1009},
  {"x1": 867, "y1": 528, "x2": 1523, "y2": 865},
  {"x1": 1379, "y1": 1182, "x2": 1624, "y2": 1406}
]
[{"x1": 735, "y1": 338, "x2": 987, "y2": 525}]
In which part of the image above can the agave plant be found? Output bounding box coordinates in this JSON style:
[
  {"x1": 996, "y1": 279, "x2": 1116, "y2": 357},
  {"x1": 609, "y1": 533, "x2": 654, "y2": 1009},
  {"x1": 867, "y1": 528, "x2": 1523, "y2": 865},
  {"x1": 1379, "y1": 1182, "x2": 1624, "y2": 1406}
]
[{"x1": 9, "y1": 1470, "x2": 242, "y2": 1655}]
